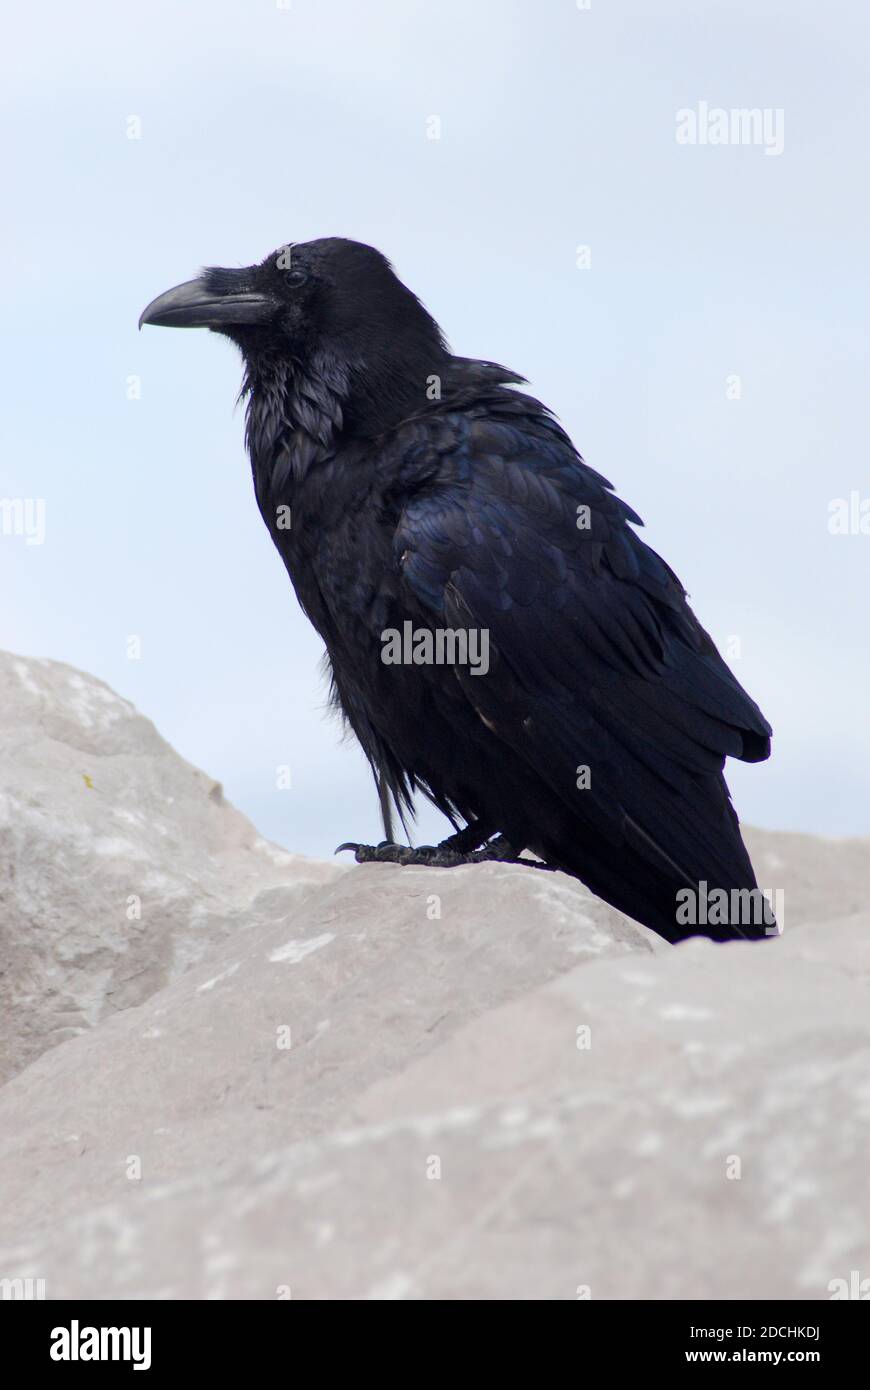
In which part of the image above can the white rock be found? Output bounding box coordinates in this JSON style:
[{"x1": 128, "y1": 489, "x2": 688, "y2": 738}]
[
  {"x1": 0, "y1": 651, "x2": 342, "y2": 1083},
  {"x1": 1, "y1": 651, "x2": 868, "y2": 1300}
]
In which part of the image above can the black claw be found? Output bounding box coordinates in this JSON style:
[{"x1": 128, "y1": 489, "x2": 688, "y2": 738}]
[{"x1": 333, "y1": 832, "x2": 542, "y2": 871}]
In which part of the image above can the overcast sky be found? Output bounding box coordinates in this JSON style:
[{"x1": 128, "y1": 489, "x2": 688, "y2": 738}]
[{"x1": 2, "y1": 0, "x2": 868, "y2": 856}]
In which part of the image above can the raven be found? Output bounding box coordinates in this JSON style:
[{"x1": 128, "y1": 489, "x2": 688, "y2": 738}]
[{"x1": 140, "y1": 238, "x2": 774, "y2": 943}]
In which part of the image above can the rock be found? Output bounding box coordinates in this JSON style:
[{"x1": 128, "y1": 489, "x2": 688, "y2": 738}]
[
  {"x1": 746, "y1": 825, "x2": 869, "y2": 929},
  {"x1": 1, "y1": 651, "x2": 868, "y2": 1300},
  {"x1": 0, "y1": 652, "x2": 341, "y2": 1084}
]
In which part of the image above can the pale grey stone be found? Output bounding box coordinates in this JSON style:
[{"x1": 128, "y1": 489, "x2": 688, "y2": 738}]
[{"x1": 1, "y1": 651, "x2": 867, "y2": 1300}]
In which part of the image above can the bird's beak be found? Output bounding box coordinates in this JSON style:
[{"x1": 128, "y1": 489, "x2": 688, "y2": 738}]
[{"x1": 138, "y1": 276, "x2": 274, "y2": 330}]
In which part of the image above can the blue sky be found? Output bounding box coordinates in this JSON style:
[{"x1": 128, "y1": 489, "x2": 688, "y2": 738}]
[{"x1": 2, "y1": 0, "x2": 868, "y2": 854}]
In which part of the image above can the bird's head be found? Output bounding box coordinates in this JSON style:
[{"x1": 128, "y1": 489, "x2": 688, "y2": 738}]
[{"x1": 140, "y1": 238, "x2": 448, "y2": 439}]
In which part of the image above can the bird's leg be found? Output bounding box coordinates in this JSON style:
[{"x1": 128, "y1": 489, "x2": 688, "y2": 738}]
[
  {"x1": 335, "y1": 822, "x2": 525, "y2": 868},
  {"x1": 437, "y1": 819, "x2": 497, "y2": 853}
]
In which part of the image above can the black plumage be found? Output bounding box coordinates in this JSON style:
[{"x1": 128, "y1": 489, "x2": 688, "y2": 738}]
[{"x1": 140, "y1": 238, "x2": 774, "y2": 943}]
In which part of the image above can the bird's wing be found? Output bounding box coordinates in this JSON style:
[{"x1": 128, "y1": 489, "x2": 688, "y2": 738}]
[{"x1": 393, "y1": 409, "x2": 771, "y2": 884}]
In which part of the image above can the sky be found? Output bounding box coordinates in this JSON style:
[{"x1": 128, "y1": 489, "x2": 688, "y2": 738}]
[{"x1": 2, "y1": 0, "x2": 869, "y2": 857}]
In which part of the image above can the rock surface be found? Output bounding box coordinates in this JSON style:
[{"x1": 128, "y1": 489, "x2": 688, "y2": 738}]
[
  {"x1": 1, "y1": 651, "x2": 868, "y2": 1300},
  {"x1": 0, "y1": 652, "x2": 341, "y2": 1085}
]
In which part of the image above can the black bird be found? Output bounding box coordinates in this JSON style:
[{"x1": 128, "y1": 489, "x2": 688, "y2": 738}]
[{"x1": 140, "y1": 238, "x2": 775, "y2": 944}]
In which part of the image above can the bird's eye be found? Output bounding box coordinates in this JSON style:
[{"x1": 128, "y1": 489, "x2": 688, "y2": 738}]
[{"x1": 283, "y1": 268, "x2": 308, "y2": 288}]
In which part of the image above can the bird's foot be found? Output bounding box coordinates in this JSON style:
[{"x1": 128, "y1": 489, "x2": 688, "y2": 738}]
[{"x1": 335, "y1": 833, "x2": 522, "y2": 869}]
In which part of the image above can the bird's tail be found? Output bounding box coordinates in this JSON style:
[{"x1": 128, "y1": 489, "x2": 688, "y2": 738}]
[{"x1": 544, "y1": 777, "x2": 777, "y2": 944}]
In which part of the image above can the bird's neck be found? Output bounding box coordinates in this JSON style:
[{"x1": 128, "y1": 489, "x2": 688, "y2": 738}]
[
  {"x1": 242, "y1": 337, "x2": 453, "y2": 499},
  {"x1": 243, "y1": 349, "x2": 350, "y2": 495}
]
